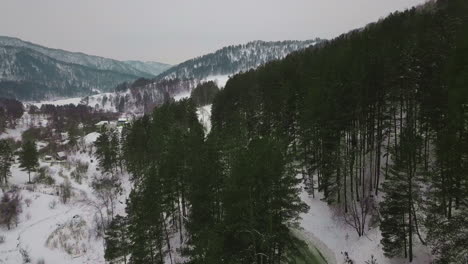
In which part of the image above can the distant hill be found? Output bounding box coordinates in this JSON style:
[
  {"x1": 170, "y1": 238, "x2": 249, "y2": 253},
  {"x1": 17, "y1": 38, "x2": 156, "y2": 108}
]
[{"x1": 0, "y1": 36, "x2": 170, "y2": 100}]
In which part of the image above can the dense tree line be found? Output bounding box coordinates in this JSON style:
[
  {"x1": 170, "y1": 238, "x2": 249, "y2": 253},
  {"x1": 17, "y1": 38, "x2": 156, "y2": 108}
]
[
  {"x1": 0, "y1": 97, "x2": 23, "y2": 131},
  {"x1": 106, "y1": 0, "x2": 467, "y2": 263},
  {"x1": 190, "y1": 81, "x2": 219, "y2": 107},
  {"x1": 209, "y1": 1, "x2": 468, "y2": 262},
  {"x1": 106, "y1": 98, "x2": 307, "y2": 264},
  {"x1": 34, "y1": 104, "x2": 119, "y2": 138}
]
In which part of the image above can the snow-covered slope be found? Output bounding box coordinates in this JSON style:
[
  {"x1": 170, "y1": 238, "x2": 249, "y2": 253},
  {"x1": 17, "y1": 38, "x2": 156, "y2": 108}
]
[
  {"x1": 156, "y1": 39, "x2": 322, "y2": 81},
  {"x1": 0, "y1": 36, "x2": 171, "y2": 100},
  {"x1": 0, "y1": 36, "x2": 160, "y2": 77},
  {"x1": 0, "y1": 112, "x2": 131, "y2": 264},
  {"x1": 0, "y1": 46, "x2": 143, "y2": 100}
]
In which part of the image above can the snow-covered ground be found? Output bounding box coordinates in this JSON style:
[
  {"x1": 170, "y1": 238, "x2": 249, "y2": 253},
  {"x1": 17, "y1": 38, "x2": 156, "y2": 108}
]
[
  {"x1": 0, "y1": 132, "x2": 131, "y2": 264},
  {"x1": 298, "y1": 186, "x2": 432, "y2": 264}
]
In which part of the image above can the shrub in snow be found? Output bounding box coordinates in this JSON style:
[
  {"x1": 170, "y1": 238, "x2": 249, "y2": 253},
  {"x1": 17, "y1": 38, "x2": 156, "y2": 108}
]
[
  {"x1": 62, "y1": 161, "x2": 72, "y2": 171},
  {"x1": 25, "y1": 184, "x2": 36, "y2": 192},
  {"x1": 59, "y1": 179, "x2": 72, "y2": 204},
  {"x1": 34, "y1": 166, "x2": 55, "y2": 185},
  {"x1": 0, "y1": 191, "x2": 22, "y2": 230},
  {"x1": 25, "y1": 198, "x2": 32, "y2": 207},
  {"x1": 70, "y1": 160, "x2": 89, "y2": 184},
  {"x1": 36, "y1": 258, "x2": 45, "y2": 264},
  {"x1": 46, "y1": 215, "x2": 89, "y2": 257},
  {"x1": 91, "y1": 174, "x2": 122, "y2": 229},
  {"x1": 19, "y1": 248, "x2": 31, "y2": 263},
  {"x1": 48, "y1": 199, "x2": 57, "y2": 209},
  {"x1": 365, "y1": 255, "x2": 378, "y2": 264},
  {"x1": 0, "y1": 235, "x2": 5, "y2": 244},
  {"x1": 58, "y1": 169, "x2": 65, "y2": 179},
  {"x1": 341, "y1": 251, "x2": 354, "y2": 264}
]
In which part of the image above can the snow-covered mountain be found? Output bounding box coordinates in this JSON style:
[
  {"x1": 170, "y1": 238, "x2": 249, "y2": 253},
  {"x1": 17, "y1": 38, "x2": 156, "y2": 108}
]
[
  {"x1": 0, "y1": 46, "x2": 140, "y2": 100},
  {"x1": 0, "y1": 36, "x2": 170, "y2": 100},
  {"x1": 0, "y1": 36, "x2": 168, "y2": 77},
  {"x1": 156, "y1": 39, "x2": 322, "y2": 81},
  {"x1": 85, "y1": 39, "x2": 322, "y2": 114}
]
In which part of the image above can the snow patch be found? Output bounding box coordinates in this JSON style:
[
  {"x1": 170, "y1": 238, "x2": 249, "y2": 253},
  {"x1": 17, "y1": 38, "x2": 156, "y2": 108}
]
[
  {"x1": 84, "y1": 132, "x2": 100, "y2": 145},
  {"x1": 196, "y1": 104, "x2": 212, "y2": 135},
  {"x1": 203, "y1": 75, "x2": 230, "y2": 88},
  {"x1": 173, "y1": 91, "x2": 191, "y2": 102}
]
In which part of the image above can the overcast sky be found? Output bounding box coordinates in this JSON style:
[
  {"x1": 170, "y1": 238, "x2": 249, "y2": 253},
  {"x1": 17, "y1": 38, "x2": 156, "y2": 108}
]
[{"x1": 0, "y1": 0, "x2": 427, "y2": 64}]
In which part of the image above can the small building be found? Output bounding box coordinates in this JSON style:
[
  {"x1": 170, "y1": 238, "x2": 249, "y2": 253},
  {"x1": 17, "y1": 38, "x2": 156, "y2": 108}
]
[
  {"x1": 96, "y1": 120, "x2": 118, "y2": 130},
  {"x1": 56, "y1": 152, "x2": 67, "y2": 161},
  {"x1": 95, "y1": 121, "x2": 110, "y2": 129},
  {"x1": 117, "y1": 117, "x2": 129, "y2": 126}
]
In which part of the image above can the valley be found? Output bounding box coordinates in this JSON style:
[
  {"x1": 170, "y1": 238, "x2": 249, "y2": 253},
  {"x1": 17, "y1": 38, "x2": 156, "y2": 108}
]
[{"x1": 1, "y1": 1, "x2": 467, "y2": 264}]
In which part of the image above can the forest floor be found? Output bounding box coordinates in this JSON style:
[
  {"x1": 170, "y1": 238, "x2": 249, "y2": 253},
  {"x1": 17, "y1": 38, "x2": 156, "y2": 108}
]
[{"x1": 297, "y1": 184, "x2": 432, "y2": 264}]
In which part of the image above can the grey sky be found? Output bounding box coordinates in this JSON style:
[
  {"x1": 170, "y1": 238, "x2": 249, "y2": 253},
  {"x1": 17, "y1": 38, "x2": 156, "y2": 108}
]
[{"x1": 0, "y1": 0, "x2": 427, "y2": 64}]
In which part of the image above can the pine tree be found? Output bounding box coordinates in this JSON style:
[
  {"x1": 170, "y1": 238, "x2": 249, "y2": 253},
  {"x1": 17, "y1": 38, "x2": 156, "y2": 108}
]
[
  {"x1": 19, "y1": 140, "x2": 39, "y2": 184},
  {"x1": 95, "y1": 129, "x2": 119, "y2": 175},
  {"x1": 67, "y1": 123, "x2": 79, "y2": 148},
  {"x1": 380, "y1": 126, "x2": 422, "y2": 261},
  {"x1": 105, "y1": 215, "x2": 130, "y2": 264},
  {"x1": 0, "y1": 139, "x2": 14, "y2": 186}
]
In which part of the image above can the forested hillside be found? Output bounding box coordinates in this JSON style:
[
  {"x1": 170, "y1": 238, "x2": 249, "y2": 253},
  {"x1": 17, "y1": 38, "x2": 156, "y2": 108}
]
[
  {"x1": 0, "y1": 36, "x2": 165, "y2": 77},
  {"x1": 106, "y1": 0, "x2": 468, "y2": 263},
  {"x1": 156, "y1": 40, "x2": 321, "y2": 81},
  {"x1": 0, "y1": 36, "x2": 170, "y2": 100},
  {"x1": 88, "y1": 40, "x2": 321, "y2": 114},
  {"x1": 0, "y1": 46, "x2": 143, "y2": 100}
]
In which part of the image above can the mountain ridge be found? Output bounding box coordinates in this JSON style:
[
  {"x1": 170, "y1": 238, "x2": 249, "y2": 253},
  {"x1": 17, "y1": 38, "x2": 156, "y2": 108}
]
[
  {"x1": 156, "y1": 39, "x2": 322, "y2": 81},
  {"x1": 0, "y1": 36, "x2": 170, "y2": 77},
  {"x1": 0, "y1": 36, "x2": 171, "y2": 100}
]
